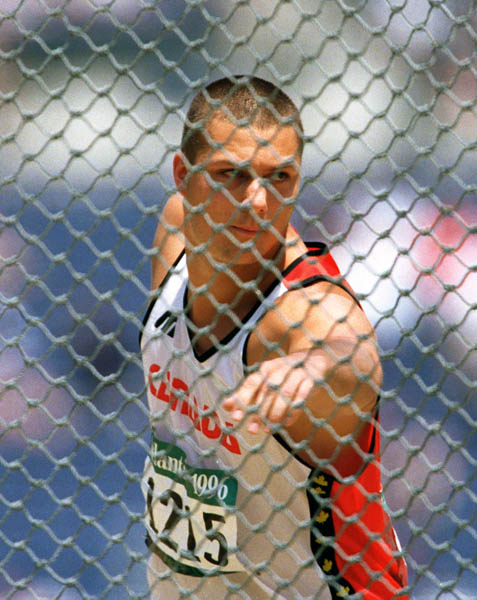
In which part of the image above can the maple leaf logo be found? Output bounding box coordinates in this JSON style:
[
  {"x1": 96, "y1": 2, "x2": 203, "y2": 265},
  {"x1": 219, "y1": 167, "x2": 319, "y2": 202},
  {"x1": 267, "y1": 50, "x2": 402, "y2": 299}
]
[
  {"x1": 315, "y1": 510, "x2": 329, "y2": 523},
  {"x1": 322, "y1": 558, "x2": 333, "y2": 572},
  {"x1": 337, "y1": 585, "x2": 351, "y2": 597}
]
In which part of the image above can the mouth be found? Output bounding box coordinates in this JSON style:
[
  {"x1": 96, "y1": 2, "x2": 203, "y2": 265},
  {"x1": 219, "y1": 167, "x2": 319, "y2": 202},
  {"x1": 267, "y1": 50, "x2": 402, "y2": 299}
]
[{"x1": 230, "y1": 225, "x2": 261, "y2": 236}]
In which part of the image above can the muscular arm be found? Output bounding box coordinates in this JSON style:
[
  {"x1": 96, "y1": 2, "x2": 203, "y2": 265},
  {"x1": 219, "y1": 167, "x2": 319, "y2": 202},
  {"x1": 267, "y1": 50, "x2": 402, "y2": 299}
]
[
  {"x1": 224, "y1": 283, "x2": 382, "y2": 477},
  {"x1": 152, "y1": 197, "x2": 380, "y2": 475},
  {"x1": 151, "y1": 193, "x2": 185, "y2": 289}
]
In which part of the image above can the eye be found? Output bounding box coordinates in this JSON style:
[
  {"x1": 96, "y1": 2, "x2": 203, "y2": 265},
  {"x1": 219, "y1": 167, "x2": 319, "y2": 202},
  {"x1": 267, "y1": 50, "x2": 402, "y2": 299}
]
[
  {"x1": 210, "y1": 169, "x2": 239, "y2": 184},
  {"x1": 222, "y1": 169, "x2": 239, "y2": 178},
  {"x1": 221, "y1": 169, "x2": 249, "y2": 186},
  {"x1": 271, "y1": 170, "x2": 290, "y2": 182}
]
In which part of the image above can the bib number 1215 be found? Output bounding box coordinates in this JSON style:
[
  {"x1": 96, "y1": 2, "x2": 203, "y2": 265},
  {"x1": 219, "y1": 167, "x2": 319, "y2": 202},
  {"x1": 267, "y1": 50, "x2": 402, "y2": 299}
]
[
  {"x1": 144, "y1": 442, "x2": 244, "y2": 577},
  {"x1": 147, "y1": 477, "x2": 228, "y2": 567}
]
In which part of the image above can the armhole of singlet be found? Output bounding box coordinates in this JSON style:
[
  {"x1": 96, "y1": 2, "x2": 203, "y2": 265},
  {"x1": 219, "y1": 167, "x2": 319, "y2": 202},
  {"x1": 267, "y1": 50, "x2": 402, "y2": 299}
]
[
  {"x1": 272, "y1": 403, "x2": 380, "y2": 471},
  {"x1": 282, "y1": 242, "x2": 327, "y2": 276},
  {"x1": 286, "y1": 274, "x2": 361, "y2": 307}
]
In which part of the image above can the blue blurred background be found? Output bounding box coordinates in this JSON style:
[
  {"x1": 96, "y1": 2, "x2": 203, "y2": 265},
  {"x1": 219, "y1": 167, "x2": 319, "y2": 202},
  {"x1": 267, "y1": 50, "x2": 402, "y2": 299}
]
[{"x1": 1, "y1": 1, "x2": 476, "y2": 598}]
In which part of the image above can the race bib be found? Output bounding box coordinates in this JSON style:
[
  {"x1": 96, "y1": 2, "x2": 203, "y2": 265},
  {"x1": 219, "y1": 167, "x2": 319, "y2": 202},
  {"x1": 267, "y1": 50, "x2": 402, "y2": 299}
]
[{"x1": 145, "y1": 436, "x2": 244, "y2": 576}]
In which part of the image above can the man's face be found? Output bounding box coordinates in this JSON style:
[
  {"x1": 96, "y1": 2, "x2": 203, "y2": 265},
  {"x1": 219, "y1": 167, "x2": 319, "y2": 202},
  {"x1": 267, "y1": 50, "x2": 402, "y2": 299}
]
[{"x1": 174, "y1": 116, "x2": 302, "y2": 267}]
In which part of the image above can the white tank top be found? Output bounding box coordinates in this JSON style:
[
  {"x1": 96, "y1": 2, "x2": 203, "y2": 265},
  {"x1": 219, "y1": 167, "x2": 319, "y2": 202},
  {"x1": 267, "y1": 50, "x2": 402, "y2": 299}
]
[{"x1": 140, "y1": 246, "x2": 407, "y2": 600}]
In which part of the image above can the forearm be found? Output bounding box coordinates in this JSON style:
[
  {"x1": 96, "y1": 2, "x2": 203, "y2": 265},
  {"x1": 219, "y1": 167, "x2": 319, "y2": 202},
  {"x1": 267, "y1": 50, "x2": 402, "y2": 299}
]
[
  {"x1": 298, "y1": 337, "x2": 381, "y2": 415},
  {"x1": 284, "y1": 339, "x2": 382, "y2": 474},
  {"x1": 223, "y1": 335, "x2": 381, "y2": 475}
]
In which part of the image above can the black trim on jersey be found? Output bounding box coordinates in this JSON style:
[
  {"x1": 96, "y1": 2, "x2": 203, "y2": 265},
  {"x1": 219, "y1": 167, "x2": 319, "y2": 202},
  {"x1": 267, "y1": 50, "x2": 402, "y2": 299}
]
[
  {"x1": 368, "y1": 406, "x2": 379, "y2": 455},
  {"x1": 272, "y1": 432, "x2": 311, "y2": 469},
  {"x1": 271, "y1": 432, "x2": 357, "y2": 597},
  {"x1": 184, "y1": 279, "x2": 281, "y2": 363},
  {"x1": 139, "y1": 250, "x2": 185, "y2": 346},
  {"x1": 273, "y1": 406, "x2": 379, "y2": 600},
  {"x1": 281, "y1": 241, "x2": 327, "y2": 278},
  {"x1": 306, "y1": 470, "x2": 356, "y2": 599},
  {"x1": 154, "y1": 310, "x2": 177, "y2": 338},
  {"x1": 286, "y1": 274, "x2": 360, "y2": 305},
  {"x1": 154, "y1": 310, "x2": 171, "y2": 329},
  {"x1": 142, "y1": 243, "x2": 332, "y2": 356},
  {"x1": 240, "y1": 241, "x2": 359, "y2": 366}
]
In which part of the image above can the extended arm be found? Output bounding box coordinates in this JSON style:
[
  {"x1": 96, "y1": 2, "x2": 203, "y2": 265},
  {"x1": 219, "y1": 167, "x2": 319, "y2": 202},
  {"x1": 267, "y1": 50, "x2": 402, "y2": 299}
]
[{"x1": 223, "y1": 283, "x2": 382, "y2": 477}]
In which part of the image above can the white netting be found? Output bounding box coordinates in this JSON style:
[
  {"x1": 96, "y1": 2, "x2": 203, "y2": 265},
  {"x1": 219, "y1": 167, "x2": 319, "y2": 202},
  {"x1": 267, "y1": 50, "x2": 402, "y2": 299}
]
[{"x1": 1, "y1": 1, "x2": 476, "y2": 599}]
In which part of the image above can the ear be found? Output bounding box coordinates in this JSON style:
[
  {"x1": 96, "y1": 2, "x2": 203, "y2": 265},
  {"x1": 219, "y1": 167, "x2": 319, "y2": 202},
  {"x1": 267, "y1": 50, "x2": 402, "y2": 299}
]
[{"x1": 173, "y1": 153, "x2": 189, "y2": 191}]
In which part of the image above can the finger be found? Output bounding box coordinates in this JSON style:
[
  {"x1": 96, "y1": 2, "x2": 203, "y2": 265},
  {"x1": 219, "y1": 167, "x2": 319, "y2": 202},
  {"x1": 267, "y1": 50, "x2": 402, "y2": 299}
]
[
  {"x1": 246, "y1": 420, "x2": 261, "y2": 434},
  {"x1": 222, "y1": 398, "x2": 244, "y2": 424},
  {"x1": 281, "y1": 376, "x2": 314, "y2": 427},
  {"x1": 261, "y1": 368, "x2": 296, "y2": 423},
  {"x1": 242, "y1": 371, "x2": 287, "y2": 431},
  {"x1": 240, "y1": 376, "x2": 275, "y2": 434},
  {"x1": 265, "y1": 372, "x2": 312, "y2": 426},
  {"x1": 259, "y1": 381, "x2": 282, "y2": 424},
  {"x1": 243, "y1": 383, "x2": 268, "y2": 433},
  {"x1": 242, "y1": 382, "x2": 283, "y2": 434},
  {"x1": 224, "y1": 372, "x2": 263, "y2": 415}
]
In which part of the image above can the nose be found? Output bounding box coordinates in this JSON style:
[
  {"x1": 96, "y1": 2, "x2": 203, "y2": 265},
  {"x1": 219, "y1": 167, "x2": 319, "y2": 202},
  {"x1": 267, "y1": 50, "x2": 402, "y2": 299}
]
[{"x1": 245, "y1": 178, "x2": 268, "y2": 216}]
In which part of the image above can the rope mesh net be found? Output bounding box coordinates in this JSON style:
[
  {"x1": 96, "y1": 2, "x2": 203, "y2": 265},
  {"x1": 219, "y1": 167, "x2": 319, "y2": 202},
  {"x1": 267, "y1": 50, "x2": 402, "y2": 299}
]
[{"x1": 1, "y1": 1, "x2": 476, "y2": 598}]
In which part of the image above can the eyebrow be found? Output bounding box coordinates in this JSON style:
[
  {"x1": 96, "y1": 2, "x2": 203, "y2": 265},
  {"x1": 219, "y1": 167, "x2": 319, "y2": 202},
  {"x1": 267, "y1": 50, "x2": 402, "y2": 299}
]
[
  {"x1": 208, "y1": 159, "x2": 251, "y2": 168},
  {"x1": 207, "y1": 157, "x2": 299, "y2": 170}
]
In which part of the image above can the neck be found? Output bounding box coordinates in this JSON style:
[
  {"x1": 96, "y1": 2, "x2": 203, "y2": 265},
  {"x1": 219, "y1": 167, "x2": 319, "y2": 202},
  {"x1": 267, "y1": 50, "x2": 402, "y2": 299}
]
[
  {"x1": 185, "y1": 253, "x2": 284, "y2": 356},
  {"x1": 183, "y1": 228, "x2": 306, "y2": 356},
  {"x1": 186, "y1": 247, "x2": 285, "y2": 317}
]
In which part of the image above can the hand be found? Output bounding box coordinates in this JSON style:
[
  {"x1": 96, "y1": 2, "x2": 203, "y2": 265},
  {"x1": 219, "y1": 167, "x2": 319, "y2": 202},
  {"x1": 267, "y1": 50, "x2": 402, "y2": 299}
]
[{"x1": 222, "y1": 356, "x2": 315, "y2": 435}]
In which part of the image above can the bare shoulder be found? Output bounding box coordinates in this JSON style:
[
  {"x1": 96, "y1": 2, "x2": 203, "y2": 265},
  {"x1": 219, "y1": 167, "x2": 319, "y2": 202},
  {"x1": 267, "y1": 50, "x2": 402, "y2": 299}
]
[
  {"x1": 277, "y1": 281, "x2": 375, "y2": 339},
  {"x1": 151, "y1": 193, "x2": 185, "y2": 289},
  {"x1": 248, "y1": 279, "x2": 377, "y2": 364}
]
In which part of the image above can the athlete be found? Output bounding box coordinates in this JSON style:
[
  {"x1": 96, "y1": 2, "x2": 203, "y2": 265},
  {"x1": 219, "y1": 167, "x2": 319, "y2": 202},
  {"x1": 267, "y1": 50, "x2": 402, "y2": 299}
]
[{"x1": 140, "y1": 75, "x2": 408, "y2": 599}]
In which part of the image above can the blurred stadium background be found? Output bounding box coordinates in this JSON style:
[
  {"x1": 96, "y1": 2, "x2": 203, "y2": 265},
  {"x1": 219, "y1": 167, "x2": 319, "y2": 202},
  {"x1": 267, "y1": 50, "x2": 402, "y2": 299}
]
[{"x1": 0, "y1": 1, "x2": 476, "y2": 598}]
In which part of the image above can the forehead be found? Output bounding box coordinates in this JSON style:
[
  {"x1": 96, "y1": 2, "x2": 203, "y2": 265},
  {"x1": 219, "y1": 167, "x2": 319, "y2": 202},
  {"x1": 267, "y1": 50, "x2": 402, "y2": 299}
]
[{"x1": 199, "y1": 117, "x2": 301, "y2": 165}]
